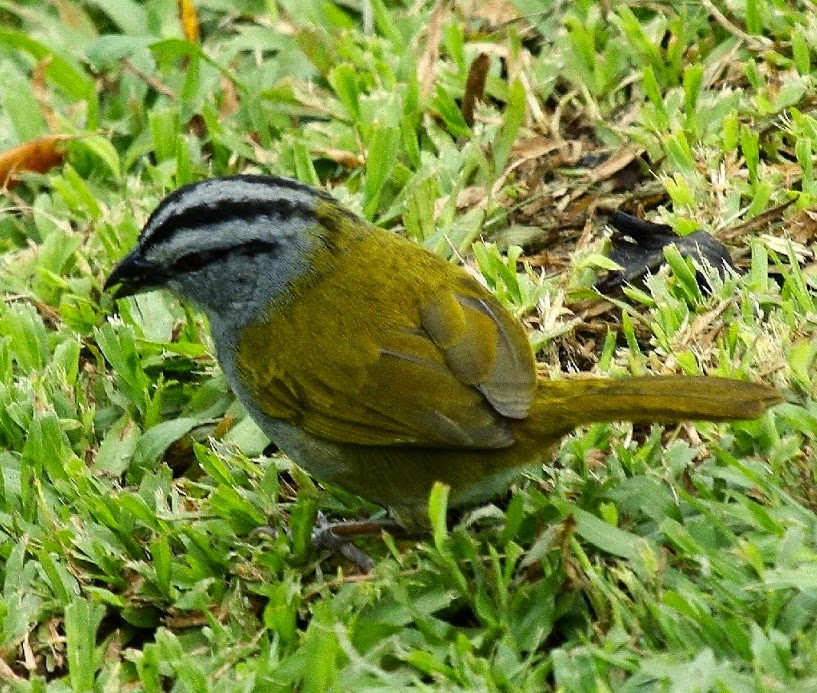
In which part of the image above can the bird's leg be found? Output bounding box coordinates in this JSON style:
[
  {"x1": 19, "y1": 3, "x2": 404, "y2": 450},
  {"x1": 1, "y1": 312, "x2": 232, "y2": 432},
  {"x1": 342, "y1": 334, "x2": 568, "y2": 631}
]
[{"x1": 310, "y1": 512, "x2": 408, "y2": 573}]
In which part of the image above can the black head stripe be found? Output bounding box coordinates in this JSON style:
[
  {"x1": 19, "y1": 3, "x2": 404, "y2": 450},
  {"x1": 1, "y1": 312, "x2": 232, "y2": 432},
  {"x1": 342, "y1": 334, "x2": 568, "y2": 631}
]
[
  {"x1": 139, "y1": 174, "x2": 329, "y2": 249},
  {"x1": 172, "y1": 238, "x2": 280, "y2": 274},
  {"x1": 145, "y1": 197, "x2": 313, "y2": 250}
]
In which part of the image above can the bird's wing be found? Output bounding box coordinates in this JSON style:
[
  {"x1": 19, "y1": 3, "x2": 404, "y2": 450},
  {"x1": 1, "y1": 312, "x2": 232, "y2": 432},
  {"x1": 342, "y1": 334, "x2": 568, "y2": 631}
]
[
  {"x1": 418, "y1": 285, "x2": 536, "y2": 420},
  {"x1": 235, "y1": 232, "x2": 536, "y2": 449}
]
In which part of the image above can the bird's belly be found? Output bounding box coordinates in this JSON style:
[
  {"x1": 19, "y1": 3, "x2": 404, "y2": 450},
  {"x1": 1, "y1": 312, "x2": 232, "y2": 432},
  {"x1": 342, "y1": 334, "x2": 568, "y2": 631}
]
[
  {"x1": 239, "y1": 393, "x2": 552, "y2": 527},
  {"x1": 219, "y1": 342, "x2": 551, "y2": 526}
]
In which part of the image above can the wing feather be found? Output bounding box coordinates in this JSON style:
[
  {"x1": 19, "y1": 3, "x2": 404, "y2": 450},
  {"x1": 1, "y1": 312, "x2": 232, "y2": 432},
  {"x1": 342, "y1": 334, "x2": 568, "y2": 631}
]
[{"x1": 235, "y1": 219, "x2": 536, "y2": 448}]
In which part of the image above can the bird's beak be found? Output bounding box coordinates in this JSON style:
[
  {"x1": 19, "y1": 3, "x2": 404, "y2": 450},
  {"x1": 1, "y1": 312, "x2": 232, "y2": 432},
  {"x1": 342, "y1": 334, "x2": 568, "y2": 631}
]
[{"x1": 104, "y1": 247, "x2": 163, "y2": 300}]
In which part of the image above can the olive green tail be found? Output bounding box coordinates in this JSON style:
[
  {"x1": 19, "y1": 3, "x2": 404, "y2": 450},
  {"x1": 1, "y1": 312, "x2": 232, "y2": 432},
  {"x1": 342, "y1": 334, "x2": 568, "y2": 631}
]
[{"x1": 519, "y1": 376, "x2": 781, "y2": 441}]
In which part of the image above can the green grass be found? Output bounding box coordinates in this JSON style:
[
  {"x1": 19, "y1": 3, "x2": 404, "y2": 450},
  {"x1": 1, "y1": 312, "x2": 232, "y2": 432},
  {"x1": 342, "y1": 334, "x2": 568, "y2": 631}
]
[{"x1": 0, "y1": 0, "x2": 816, "y2": 690}]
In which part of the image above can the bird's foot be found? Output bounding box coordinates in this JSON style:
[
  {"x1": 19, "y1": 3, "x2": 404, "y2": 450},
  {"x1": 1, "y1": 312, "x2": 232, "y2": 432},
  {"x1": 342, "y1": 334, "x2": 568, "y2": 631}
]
[{"x1": 310, "y1": 512, "x2": 406, "y2": 573}]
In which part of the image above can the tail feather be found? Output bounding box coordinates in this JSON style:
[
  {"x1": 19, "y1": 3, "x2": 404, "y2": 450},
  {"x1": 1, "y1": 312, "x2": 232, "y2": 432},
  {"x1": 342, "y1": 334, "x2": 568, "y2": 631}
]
[{"x1": 518, "y1": 376, "x2": 781, "y2": 441}]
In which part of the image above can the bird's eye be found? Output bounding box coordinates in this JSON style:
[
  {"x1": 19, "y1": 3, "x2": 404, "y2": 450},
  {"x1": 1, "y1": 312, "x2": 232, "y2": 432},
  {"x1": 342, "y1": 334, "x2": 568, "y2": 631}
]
[{"x1": 174, "y1": 252, "x2": 205, "y2": 273}]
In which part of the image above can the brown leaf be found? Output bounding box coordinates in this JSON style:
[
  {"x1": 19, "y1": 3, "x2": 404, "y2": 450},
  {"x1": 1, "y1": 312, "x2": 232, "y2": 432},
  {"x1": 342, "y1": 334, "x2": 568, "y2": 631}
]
[
  {"x1": 462, "y1": 52, "x2": 490, "y2": 127},
  {"x1": 720, "y1": 199, "x2": 795, "y2": 242},
  {"x1": 31, "y1": 60, "x2": 60, "y2": 132},
  {"x1": 510, "y1": 136, "x2": 559, "y2": 159},
  {"x1": 786, "y1": 208, "x2": 817, "y2": 246},
  {"x1": 417, "y1": 0, "x2": 446, "y2": 99},
  {"x1": 178, "y1": 0, "x2": 200, "y2": 43},
  {"x1": 458, "y1": 0, "x2": 519, "y2": 25},
  {"x1": 218, "y1": 72, "x2": 239, "y2": 121},
  {"x1": 454, "y1": 185, "x2": 489, "y2": 209},
  {"x1": 213, "y1": 412, "x2": 236, "y2": 439},
  {"x1": 0, "y1": 136, "x2": 68, "y2": 189},
  {"x1": 312, "y1": 147, "x2": 365, "y2": 169},
  {"x1": 51, "y1": 0, "x2": 92, "y2": 28},
  {"x1": 585, "y1": 148, "x2": 640, "y2": 185},
  {"x1": 0, "y1": 658, "x2": 23, "y2": 684}
]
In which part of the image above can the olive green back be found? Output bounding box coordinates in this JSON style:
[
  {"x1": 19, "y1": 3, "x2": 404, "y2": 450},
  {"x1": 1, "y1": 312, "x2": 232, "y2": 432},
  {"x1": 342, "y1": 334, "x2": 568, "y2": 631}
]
[{"x1": 235, "y1": 199, "x2": 537, "y2": 450}]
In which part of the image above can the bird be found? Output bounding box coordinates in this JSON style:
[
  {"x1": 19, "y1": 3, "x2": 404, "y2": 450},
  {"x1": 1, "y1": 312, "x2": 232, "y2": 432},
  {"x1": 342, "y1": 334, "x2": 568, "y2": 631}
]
[{"x1": 105, "y1": 174, "x2": 780, "y2": 534}]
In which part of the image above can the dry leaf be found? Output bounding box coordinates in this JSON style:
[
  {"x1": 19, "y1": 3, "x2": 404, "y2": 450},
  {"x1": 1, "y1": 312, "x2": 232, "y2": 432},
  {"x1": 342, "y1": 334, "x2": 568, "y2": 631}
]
[
  {"x1": 462, "y1": 53, "x2": 490, "y2": 127},
  {"x1": 585, "y1": 148, "x2": 641, "y2": 185},
  {"x1": 31, "y1": 60, "x2": 61, "y2": 132},
  {"x1": 417, "y1": 0, "x2": 446, "y2": 99},
  {"x1": 510, "y1": 136, "x2": 560, "y2": 160},
  {"x1": 0, "y1": 135, "x2": 68, "y2": 188},
  {"x1": 312, "y1": 148, "x2": 365, "y2": 169},
  {"x1": 0, "y1": 657, "x2": 23, "y2": 684},
  {"x1": 458, "y1": 0, "x2": 519, "y2": 25},
  {"x1": 218, "y1": 73, "x2": 239, "y2": 121},
  {"x1": 786, "y1": 208, "x2": 817, "y2": 246}
]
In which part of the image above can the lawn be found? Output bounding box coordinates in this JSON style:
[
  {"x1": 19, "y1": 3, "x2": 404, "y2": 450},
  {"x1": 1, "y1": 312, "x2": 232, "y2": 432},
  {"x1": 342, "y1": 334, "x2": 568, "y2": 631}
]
[{"x1": 1, "y1": 0, "x2": 816, "y2": 690}]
